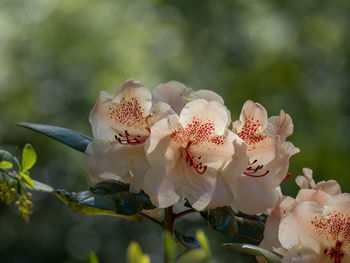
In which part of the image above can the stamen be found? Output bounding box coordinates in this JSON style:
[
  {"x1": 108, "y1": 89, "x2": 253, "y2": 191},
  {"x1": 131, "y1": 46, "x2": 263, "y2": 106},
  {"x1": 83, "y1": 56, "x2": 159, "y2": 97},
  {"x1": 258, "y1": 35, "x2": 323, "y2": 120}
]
[
  {"x1": 282, "y1": 173, "x2": 291, "y2": 182},
  {"x1": 243, "y1": 163, "x2": 269, "y2": 178},
  {"x1": 181, "y1": 141, "x2": 207, "y2": 174},
  {"x1": 324, "y1": 241, "x2": 344, "y2": 263},
  {"x1": 115, "y1": 130, "x2": 148, "y2": 145}
]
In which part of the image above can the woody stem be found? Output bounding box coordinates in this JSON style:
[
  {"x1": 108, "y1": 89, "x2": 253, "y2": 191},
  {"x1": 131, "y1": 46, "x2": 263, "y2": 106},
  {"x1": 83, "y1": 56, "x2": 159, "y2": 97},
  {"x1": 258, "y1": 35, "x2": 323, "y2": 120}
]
[{"x1": 163, "y1": 206, "x2": 175, "y2": 263}]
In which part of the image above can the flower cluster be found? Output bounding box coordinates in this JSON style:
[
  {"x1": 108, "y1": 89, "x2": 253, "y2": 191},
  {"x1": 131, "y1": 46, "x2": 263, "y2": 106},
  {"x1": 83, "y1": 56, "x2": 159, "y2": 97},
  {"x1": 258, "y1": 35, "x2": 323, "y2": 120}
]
[
  {"x1": 84, "y1": 79, "x2": 299, "y2": 214},
  {"x1": 259, "y1": 168, "x2": 350, "y2": 263}
]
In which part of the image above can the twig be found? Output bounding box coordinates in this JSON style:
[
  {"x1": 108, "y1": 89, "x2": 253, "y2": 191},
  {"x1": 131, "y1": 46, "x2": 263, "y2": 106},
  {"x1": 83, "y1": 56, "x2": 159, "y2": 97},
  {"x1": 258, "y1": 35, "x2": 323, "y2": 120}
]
[
  {"x1": 174, "y1": 208, "x2": 196, "y2": 220},
  {"x1": 139, "y1": 212, "x2": 163, "y2": 228}
]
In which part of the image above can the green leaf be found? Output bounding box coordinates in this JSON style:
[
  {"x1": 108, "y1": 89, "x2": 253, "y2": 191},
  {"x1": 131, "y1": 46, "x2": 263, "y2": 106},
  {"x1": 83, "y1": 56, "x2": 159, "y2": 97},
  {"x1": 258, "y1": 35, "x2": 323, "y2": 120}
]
[
  {"x1": 19, "y1": 172, "x2": 35, "y2": 189},
  {"x1": 32, "y1": 179, "x2": 54, "y2": 192},
  {"x1": 200, "y1": 207, "x2": 238, "y2": 236},
  {"x1": 164, "y1": 231, "x2": 176, "y2": 262},
  {"x1": 176, "y1": 249, "x2": 207, "y2": 263},
  {"x1": 87, "y1": 250, "x2": 99, "y2": 263},
  {"x1": 127, "y1": 242, "x2": 150, "y2": 263},
  {"x1": 222, "y1": 243, "x2": 282, "y2": 263},
  {"x1": 0, "y1": 161, "x2": 13, "y2": 168},
  {"x1": 201, "y1": 207, "x2": 265, "y2": 243},
  {"x1": 53, "y1": 189, "x2": 142, "y2": 221},
  {"x1": 174, "y1": 230, "x2": 200, "y2": 250},
  {"x1": 22, "y1": 143, "x2": 37, "y2": 172},
  {"x1": 17, "y1": 123, "x2": 92, "y2": 153},
  {"x1": 0, "y1": 150, "x2": 13, "y2": 162}
]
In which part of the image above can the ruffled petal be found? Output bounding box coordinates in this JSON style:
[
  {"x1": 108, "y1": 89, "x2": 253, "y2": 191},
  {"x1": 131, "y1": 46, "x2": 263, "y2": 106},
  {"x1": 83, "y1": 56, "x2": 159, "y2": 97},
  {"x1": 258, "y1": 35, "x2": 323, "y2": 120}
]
[
  {"x1": 181, "y1": 168, "x2": 220, "y2": 211},
  {"x1": 232, "y1": 178, "x2": 282, "y2": 215},
  {"x1": 89, "y1": 80, "x2": 152, "y2": 142},
  {"x1": 268, "y1": 110, "x2": 294, "y2": 141},
  {"x1": 239, "y1": 100, "x2": 268, "y2": 131},
  {"x1": 84, "y1": 139, "x2": 149, "y2": 193},
  {"x1": 179, "y1": 99, "x2": 229, "y2": 136},
  {"x1": 152, "y1": 81, "x2": 192, "y2": 114},
  {"x1": 295, "y1": 189, "x2": 332, "y2": 206},
  {"x1": 279, "y1": 201, "x2": 324, "y2": 253},
  {"x1": 260, "y1": 196, "x2": 296, "y2": 255},
  {"x1": 314, "y1": 180, "x2": 341, "y2": 196},
  {"x1": 281, "y1": 245, "x2": 324, "y2": 263},
  {"x1": 193, "y1": 89, "x2": 224, "y2": 105},
  {"x1": 143, "y1": 115, "x2": 184, "y2": 208},
  {"x1": 323, "y1": 193, "x2": 350, "y2": 216},
  {"x1": 143, "y1": 137, "x2": 184, "y2": 208}
]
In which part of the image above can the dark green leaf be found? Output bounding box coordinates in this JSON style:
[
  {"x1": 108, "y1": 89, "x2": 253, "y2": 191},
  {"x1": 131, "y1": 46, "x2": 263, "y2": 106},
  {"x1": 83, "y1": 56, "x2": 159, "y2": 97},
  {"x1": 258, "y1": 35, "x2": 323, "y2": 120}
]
[
  {"x1": 0, "y1": 150, "x2": 13, "y2": 163},
  {"x1": 31, "y1": 179, "x2": 154, "y2": 221},
  {"x1": 90, "y1": 180, "x2": 130, "y2": 194},
  {"x1": 17, "y1": 123, "x2": 92, "y2": 153},
  {"x1": 174, "y1": 230, "x2": 200, "y2": 250},
  {"x1": 54, "y1": 189, "x2": 142, "y2": 221},
  {"x1": 200, "y1": 207, "x2": 238, "y2": 236},
  {"x1": 201, "y1": 207, "x2": 265, "y2": 243},
  {"x1": 222, "y1": 243, "x2": 282, "y2": 263}
]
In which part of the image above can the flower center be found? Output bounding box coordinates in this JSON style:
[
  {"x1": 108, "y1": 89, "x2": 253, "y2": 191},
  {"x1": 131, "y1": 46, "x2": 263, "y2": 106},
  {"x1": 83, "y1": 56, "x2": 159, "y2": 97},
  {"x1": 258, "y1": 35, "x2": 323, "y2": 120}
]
[
  {"x1": 311, "y1": 211, "x2": 350, "y2": 262},
  {"x1": 172, "y1": 116, "x2": 225, "y2": 174},
  {"x1": 237, "y1": 116, "x2": 267, "y2": 151},
  {"x1": 324, "y1": 241, "x2": 344, "y2": 263},
  {"x1": 115, "y1": 130, "x2": 148, "y2": 145},
  {"x1": 108, "y1": 97, "x2": 149, "y2": 131},
  {"x1": 243, "y1": 160, "x2": 270, "y2": 177},
  {"x1": 180, "y1": 141, "x2": 207, "y2": 174}
]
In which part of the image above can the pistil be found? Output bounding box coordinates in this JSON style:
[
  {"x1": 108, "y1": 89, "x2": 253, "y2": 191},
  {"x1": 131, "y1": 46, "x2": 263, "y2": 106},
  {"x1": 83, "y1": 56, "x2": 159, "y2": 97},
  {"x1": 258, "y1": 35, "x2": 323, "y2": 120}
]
[{"x1": 181, "y1": 141, "x2": 207, "y2": 174}]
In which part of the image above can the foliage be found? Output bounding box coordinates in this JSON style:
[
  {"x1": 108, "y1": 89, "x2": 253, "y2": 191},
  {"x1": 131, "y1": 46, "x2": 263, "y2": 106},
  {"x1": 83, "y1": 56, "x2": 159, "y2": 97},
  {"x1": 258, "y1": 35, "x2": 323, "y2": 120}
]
[{"x1": 0, "y1": 144, "x2": 36, "y2": 220}]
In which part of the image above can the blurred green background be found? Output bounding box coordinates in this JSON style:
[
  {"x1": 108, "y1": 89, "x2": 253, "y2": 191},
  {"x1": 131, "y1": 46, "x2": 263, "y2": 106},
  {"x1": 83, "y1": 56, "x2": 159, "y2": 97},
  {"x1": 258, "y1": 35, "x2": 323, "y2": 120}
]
[{"x1": 1, "y1": 0, "x2": 349, "y2": 262}]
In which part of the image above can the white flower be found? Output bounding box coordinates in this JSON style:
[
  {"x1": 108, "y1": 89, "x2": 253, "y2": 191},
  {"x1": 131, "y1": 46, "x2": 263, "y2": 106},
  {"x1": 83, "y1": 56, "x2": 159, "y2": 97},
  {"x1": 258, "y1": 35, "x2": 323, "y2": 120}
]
[
  {"x1": 279, "y1": 193, "x2": 350, "y2": 263},
  {"x1": 296, "y1": 168, "x2": 341, "y2": 196},
  {"x1": 142, "y1": 99, "x2": 248, "y2": 210},
  {"x1": 84, "y1": 79, "x2": 173, "y2": 192},
  {"x1": 258, "y1": 169, "x2": 342, "y2": 263},
  {"x1": 152, "y1": 81, "x2": 226, "y2": 115},
  {"x1": 231, "y1": 100, "x2": 299, "y2": 214}
]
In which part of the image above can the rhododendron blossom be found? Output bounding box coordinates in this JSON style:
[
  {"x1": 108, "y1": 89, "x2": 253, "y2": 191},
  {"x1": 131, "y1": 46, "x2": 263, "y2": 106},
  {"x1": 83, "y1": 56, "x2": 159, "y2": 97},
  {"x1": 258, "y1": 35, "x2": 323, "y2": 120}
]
[
  {"x1": 258, "y1": 169, "x2": 343, "y2": 263},
  {"x1": 152, "y1": 81, "x2": 226, "y2": 115},
  {"x1": 231, "y1": 100, "x2": 299, "y2": 214},
  {"x1": 142, "y1": 99, "x2": 248, "y2": 210},
  {"x1": 279, "y1": 193, "x2": 350, "y2": 263},
  {"x1": 84, "y1": 79, "x2": 173, "y2": 192}
]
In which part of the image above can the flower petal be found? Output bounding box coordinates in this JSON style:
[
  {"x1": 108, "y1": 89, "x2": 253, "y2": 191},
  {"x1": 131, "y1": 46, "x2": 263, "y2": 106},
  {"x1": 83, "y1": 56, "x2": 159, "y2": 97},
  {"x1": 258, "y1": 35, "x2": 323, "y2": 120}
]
[
  {"x1": 143, "y1": 137, "x2": 184, "y2": 208},
  {"x1": 84, "y1": 139, "x2": 149, "y2": 192},
  {"x1": 179, "y1": 99, "x2": 229, "y2": 136},
  {"x1": 239, "y1": 100, "x2": 268, "y2": 131},
  {"x1": 260, "y1": 196, "x2": 296, "y2": 255},
  {"x1": 295, "y1": 189, "x2": 332, "y2": 206},
  {"x1": 89, "y1": 79, "x2": 151, "y2": 141},
  {"x1": 268, "y1": 110, "x2": 294, "y2": 141},
  {"x1": 152, "y1": 81, "x2": 192, "y2": 114},
  {"x1": 193, "y1": 89, "x2": 224, "y2": 105},
  {"x1": 281, "y1": 245, "x2": 324, "y2": 263},
  {"x1": 279, "y1": 201, "x2": 324, "y2": 253},
  {"x1": 314, "y1": 180, "x2": 341, "y2": 196}
]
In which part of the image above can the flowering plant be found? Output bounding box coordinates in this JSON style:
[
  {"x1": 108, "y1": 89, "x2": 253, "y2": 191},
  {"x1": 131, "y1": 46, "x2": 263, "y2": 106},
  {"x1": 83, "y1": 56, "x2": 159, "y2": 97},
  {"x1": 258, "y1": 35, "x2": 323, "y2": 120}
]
[{"x1": 1, "y1": 79, "x2": 348, "y2": 263}]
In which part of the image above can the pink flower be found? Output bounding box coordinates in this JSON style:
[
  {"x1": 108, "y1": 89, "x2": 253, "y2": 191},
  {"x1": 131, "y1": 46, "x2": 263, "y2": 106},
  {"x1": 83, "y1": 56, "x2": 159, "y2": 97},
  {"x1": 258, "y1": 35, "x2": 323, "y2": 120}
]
[
  {"x1": 84, "y1": 79, "x2": 173, "y2": 192},
  {"x1": 231, "y1": 100, "x2": 299, "y2": 214},
  {"x1": 142, "y1": 99, "x2": 248, "y2": 210}
]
